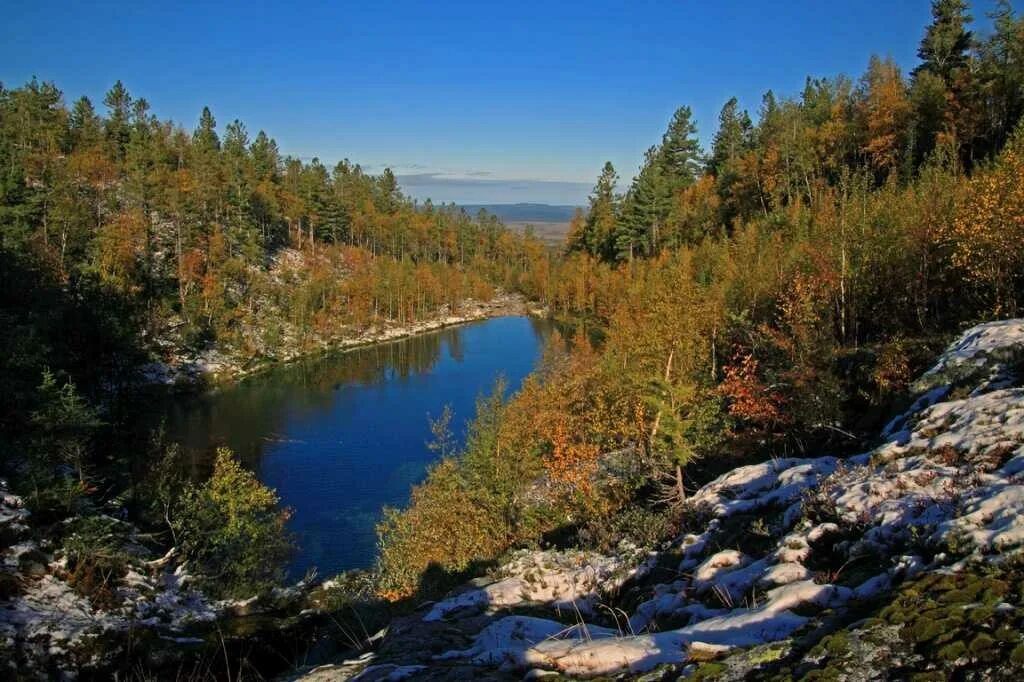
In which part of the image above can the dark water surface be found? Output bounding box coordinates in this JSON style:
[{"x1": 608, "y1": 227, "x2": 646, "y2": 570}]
[{"x1": 157, "y1": 316, "x2": 554, "y2": 579}]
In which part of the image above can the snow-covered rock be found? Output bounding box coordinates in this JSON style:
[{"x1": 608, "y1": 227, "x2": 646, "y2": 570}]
[{"x1": 424, "y1": 546, "x2": 653, "y2": 622}]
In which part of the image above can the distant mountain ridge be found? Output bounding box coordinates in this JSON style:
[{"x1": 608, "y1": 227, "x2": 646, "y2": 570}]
[{"x1": 459, "y1": 203, "x2": 580, "y2": 224}]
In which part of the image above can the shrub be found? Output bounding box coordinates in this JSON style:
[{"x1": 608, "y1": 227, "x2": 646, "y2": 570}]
[
  {"x1": 375, "y1": 458, "x2": 506, "y2": 599},
  {"x1": 61, "y1": 516, "x2": 128, "y2": 609},
  {"x1": 580, "y1": 505, "x2": 675, "y2": 552},
  {"x1": 173, "y1": 448, "x2": 293, "y2": 599}
]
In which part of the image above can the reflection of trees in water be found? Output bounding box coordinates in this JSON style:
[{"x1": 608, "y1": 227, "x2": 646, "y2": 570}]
[{"x1": 160, "y1": 325, "x2": 474, "y2": 473}]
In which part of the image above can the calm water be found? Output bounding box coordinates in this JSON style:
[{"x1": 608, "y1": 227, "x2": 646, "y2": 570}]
[{"x1": 157, "y1": 316, "x2": 554, "y2": 579}]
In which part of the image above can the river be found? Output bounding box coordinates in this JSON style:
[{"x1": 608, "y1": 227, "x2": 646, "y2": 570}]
[{"x1": 155, "y1": 315, "x2": 555, "y2": 579}]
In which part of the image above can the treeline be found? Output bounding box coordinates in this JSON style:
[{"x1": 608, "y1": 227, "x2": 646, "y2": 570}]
[
  {"x1": 377, "y1": 0, "x2": 1024, "y2": 596},
  {"x1": 567, "y1": 0, "x2": 1024, "y2": 265},
  {"x1": 0, "y1": 78, "x2": 550, "y2": 372}
]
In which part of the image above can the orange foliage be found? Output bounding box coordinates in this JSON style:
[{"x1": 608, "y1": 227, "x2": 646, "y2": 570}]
[
  {"x1": 947, "y1": 133, "x2": 1024, "y2": 314},
  {"x1": 718, "y1": 351, "x2": 785, "y2": 427}
]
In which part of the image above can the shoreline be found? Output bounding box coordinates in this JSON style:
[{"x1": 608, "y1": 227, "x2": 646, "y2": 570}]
[{"x1": 138, "y1": 292, "x2": 549, "y2": 393}]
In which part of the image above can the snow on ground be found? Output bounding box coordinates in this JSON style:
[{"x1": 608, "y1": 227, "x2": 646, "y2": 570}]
[
  {"x1": 884, "y1": 318, "x2": 1024, "y2": 436},
  {"x1": 920, "y1": 319, "x2": 1024, "y2": 383},
  {"x1": 0, "y1": 484, "x2": 222, "y2": 673},
  {"x1": 424, "y1": 546, "x2": 654, "y2": 622},
  {"x1": 426, "y1": 320, "x2": 1024, "y2": 677}
]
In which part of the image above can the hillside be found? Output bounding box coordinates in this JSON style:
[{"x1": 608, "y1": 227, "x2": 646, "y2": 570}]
[{"x1": 298, "y1": 320, "x2": 1024, "y2": 680}]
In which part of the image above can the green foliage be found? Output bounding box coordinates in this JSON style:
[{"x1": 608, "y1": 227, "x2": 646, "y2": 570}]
[
  {"x1": 172, "y1": 448, "x2": 293, "y2": 599},
  {"x1": 20, "y1": 370, "x2": 104, "y2": 515},
  {"x1": 375, "y1": 458, "x2": 506, "y2": 599},
  {"x1": 30, "y1": 369, "x2": 103, "y2": 481},
  {"x1": 376, "y1": 379, "x2": 560, "y2": 598},
  {"x1": 61, "y1": 516, "x2": 129, "y2": 609},
  {"x1": 580, "y1": 505, "x2": 676, "y2": 553}
]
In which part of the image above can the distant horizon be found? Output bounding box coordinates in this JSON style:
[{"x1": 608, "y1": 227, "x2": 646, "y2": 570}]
[{"x1": 1, "y1": 1, "x2": 1002, "y2": 204}]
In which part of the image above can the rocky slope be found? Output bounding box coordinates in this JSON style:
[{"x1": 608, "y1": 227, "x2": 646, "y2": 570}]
[
  {"x1": 140, "y1": 248, "x2": 539, "y2": 387},
  {"x1": 140, "y1": 293, "x2": 535, "y2": 387},
  {"x1": 297, "y1": 320, "x2": 1024, "y2": 681}
]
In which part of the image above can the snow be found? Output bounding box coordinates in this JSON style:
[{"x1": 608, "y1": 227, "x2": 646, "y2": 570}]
[
  {"x1": 440, "y1": 581, "x2": 843, "y2": 675},
  {"x1": 921, "y1": 319, "x2": 1024, "y2": 381},
  {"x1": 437, "y1": 615, "x2": 618, "y2": 667},
  {"x1": 289, "y1": 319, "x2": 1024, "y2": 679},
  {"x1": 937, "y1": 484, "x2": 1024, "y2": 554},
  {"x1": 0, "y1": 481, "x2": 224, "y2": 673},
  {"x1": 350, "y1": 664, "x2": 427, "y2": 681},
  {"x1": 424, "y1": 547, "x2": 651, "y2": 622},
  {"x1": 689, "y1": 457, "x2": 839, "y2": 518},
  {"x1": 693, "y1": 550, "x2": 748, "y2": 585}
]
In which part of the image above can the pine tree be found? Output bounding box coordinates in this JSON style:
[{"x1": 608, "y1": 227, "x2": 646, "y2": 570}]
[
  {"x1": 915, "y1": 0, "x2": 973, "y2": 84},
  {"x1": 102, "y1": 81, "x2": 132, "y2": 162},
  {"x1": 250, "y1": 130, "x2": 280, "y2": 181},
  {"x1": 193, "y1": 106, "x2": 220, "y2": 153},
  {"x1": 617, "y1": 148, "x2": 667, "y2": 260},
  {"x1": 191, "y1": 106, "x2": 222, "y2": 225},
  {"x1": 124, "y1": 97, "x2": 155, "y2": 209},
  {"x1": 69, "y1": 97, "x2": 102, "y2": 148},
  {"x1": 707, "y1": 97, "x2": 752, "y2": 177},
  {"x1": 659, "y1": 105, "x2": 703, "y2": 188},
  {"x1": 581, "y1": 161, "x2": 618, "y2": 258},
  {"x1": 224, "y1": 120, "x2": 259, "y2": 258},
  {"x1": 378, "y1": 167, "x2": 400, "y2": 213},
  {"x1": 911, "y1": 0, "x2": 974, "y2": 164}
]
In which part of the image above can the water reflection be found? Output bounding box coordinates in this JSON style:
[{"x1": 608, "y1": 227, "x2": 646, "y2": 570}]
[{"x1": 156, "y1": 316, "x2": 554, "y2": 578}]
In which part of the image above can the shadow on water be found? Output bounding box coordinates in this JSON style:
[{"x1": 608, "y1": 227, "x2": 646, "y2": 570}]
[{"x1": 142, "y1": 316, "x2": 556, "y2": 580}]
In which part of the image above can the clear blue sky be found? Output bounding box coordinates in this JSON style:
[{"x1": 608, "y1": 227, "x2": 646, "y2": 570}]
[{"x1": 0, "y1": 1, "x2": 1002, "y2": 205}]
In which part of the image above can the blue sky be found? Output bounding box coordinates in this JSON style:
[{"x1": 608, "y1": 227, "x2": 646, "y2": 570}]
[{"x1": 0, "y1": 1, "x2": 1002, "y2": 204}]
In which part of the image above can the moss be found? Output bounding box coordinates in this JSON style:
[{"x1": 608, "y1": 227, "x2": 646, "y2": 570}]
[
  {"x1": 909, "y1": 673, "x2": 945, "y2": 682},
  {"x1": 690, "y1": 661, "x2": 726, "y2": 681},
  {"x1": 746, "y1": 642, "x2": 788, "y2": 665},
  {"x1": 968, "y1": 632, "x2": 998, "y2": 660},
  {"x1": 966, "y1": 604, "x2": 995, "y2": 625},
  {"x1": 1010, "y1": 643, "x2": 1024, "y2": 667},
  {"x1": 803, "y1": 668, "x2": 842, "y2": 682},
  {"x1": 994, "y1": 624, "x2": 1017, "y2": 642},
  {"x1": 907, "y1": 616, "x2": 944, "y2": 643},
  {"x1": 936, "y1": 640, "x2": 967, "y2": 661},
  {"x1": 823, "y1": 632, "x2": 851, "y2": 657}
]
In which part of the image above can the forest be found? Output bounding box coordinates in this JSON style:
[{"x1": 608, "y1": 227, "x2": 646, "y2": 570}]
[
  {"x1": 377, "y1": 0, "x2": 1024, "y2": 597},
  {"x1": 4, "y1": 0, "x2": 1024, "y2": 678}
]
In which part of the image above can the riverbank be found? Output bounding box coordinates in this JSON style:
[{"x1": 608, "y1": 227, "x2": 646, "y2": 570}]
[
  {"x1": 148, "y1": 315, "x2": 558, "y2": 580},
  {"x1": 139, "y1": 292, "x2": 548, "y2": 391}
]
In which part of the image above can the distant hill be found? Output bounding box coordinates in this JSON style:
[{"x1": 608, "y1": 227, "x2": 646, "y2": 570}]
[{"x1": 459, "y1": 203, "x2": 580, "y2": 223}]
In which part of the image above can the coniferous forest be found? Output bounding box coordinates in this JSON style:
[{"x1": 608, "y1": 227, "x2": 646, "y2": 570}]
[{"x1": 5, "y1": 1, "x2": 1024, "y2": 679}]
